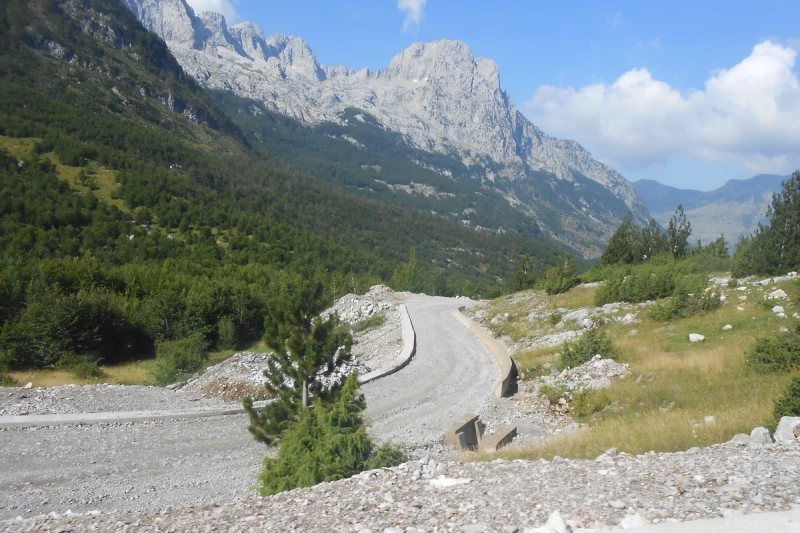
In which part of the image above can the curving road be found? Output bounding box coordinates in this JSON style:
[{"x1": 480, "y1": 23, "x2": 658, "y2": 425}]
[
  {"x1": 0, "y1": 295, "x2": 500, "y2": 519},
  {"x1": 362, "y1": 295, "x2": 500, "y2": 446}
]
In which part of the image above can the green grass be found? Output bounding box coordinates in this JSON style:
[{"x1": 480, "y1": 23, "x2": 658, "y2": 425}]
[{"x1": 471, "y1": 278, "x2": 800, "y2": 460}]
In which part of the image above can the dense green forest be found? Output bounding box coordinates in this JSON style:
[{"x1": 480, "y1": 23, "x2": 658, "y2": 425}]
[{"x1": 0, "y1": 0, "x2": 569, "y2": 373}]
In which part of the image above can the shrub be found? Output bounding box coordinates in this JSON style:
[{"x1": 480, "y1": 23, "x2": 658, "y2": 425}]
[
  {"x1": 542, "y1": 254, "x2": 577, "y2": 295},
  {"x1": 594, "y1": 263, "x2": 679, "y2": 306},
  {"x1": 217, "y1": 317, "x2": 237, "y2": 350},
  {"x1": 773, "y1": 377, "x2": 800, "y2": 428},
  {"x1": 649, "y1": 287, "x2": 722, "y2": 322},
  {"x1": 58, "y1": 352, "x2": 106, "y2": 379},
  {"x1": 746, "y1": 327, "x2": 800, "y2": 373},
  {"x1": 154, "y1": 334, "x2": 208, "y2": 385},
  {"x1": 0, "y1": 349, "x2": 16, "y2": 386},
  {"x1": 560, "y1": 327, "x2": 618, "y2": 369},
  {"x1": 571, "y1": 389, "x2": 611, "y2": 419},
  {"x1": 257, "y1": 374, "x2": 405, "y2": 495},
  {"x1": 352, "y1": 314, "x2": 386, "y2": 334},
  {"x1": 539, "y1": 383, "x2": 570, "y2": 404},
  {"x1": 727, "y1": 277, "x2": 739, "y2": 289},
  {"x1": 548, "y1": 312, "x2": 563, "y2": 326}
]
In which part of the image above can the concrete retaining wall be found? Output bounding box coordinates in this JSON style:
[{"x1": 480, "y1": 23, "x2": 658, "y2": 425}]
[
  {"x1": 453, "y1": 307, "x2": 516, "y2": 398},
  {"x1": 359, "y1": 304, "x2": 416, "y2": 385}
]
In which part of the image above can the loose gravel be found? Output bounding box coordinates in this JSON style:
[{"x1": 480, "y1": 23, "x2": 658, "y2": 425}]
[
  {"x1": 4, "y1": 441, "x2": 799, "y2": 532},
  {"x1": 0, "y1": 415, "x2": 265, "y2": 521},
  {"x1": 0, "y1": 384, "x2": 238, "y2": 417}
]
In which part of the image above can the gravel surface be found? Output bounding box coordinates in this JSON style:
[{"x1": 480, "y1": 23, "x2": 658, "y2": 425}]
[
  {"x1": 0, "y1": 415, "x2": 265, "y2": 521},
  {"x1": 4, "y1": 441, "x2": 799, "y2": 532},
  {"x1": 0, "y1": 384, "x2": 237, "y2": 417},
  {"x1": 362, "y1": 295, "x2": 500, "y2": 449}
]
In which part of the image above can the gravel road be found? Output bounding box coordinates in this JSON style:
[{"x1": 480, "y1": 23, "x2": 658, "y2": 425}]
[
  {"x1": 362, "y1": 295, "x2": 500, "y2": 448},
  {"x1": 0, "y1": 416, "x2": 264, "y2": 520},
  {"x1": 0, "y1": 294, "x2": 505, "y2": 521}
]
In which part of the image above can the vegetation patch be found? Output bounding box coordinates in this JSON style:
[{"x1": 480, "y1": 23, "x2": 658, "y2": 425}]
[{"x1": 560, "y1": 327, "x2": 618, "y2": 369}]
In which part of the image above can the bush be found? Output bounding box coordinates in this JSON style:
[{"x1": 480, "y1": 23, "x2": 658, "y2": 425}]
[
  {"x1": 0, "y1": 349, "x2": 16, "y2": 386},
  {"x1": 571, "y1": 389, "x2": 611, "y2": 419},
  {"x1": 548, "y1": 312, "x2": 563, "y2": 326},
  {"x1": 541, "y1": 254, "x2": 577, "y2": 295},
  {"x1": 773, "y1": 377, "x2": 800, "y2": 428},
  {"x1": 352, "y1": 314, "x2": 386, "y2": 334},
  {"x1": 154, "y1": 334, "x2": 208, "y2": 385},
  {"x1": 746, "y1": 327, "x2": 800, "y2": 373},
  {"x1": 560, "y1": 328, "x2": 618, "y2": 369},
  {"x1": 649, "y1": 287, "x2": 722, "y2": 322},
  {"x1": 594, "y1": 263, "x2": 679, "y2": 306},
  {"x1": 217, "y1": 317, "x2": 237, "y2": 350},
  {"x1": 539, "y1": 383, "x2": 570, "y2": 404},
  {"x1": 257, "y1": 374, "x2": 405, "y2": 495},
  {"x1": 58, "y1": 352, "x2": 106, "y2": 379}
]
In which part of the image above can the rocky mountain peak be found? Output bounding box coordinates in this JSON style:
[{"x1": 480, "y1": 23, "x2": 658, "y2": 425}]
[
  {"x1": 122, "y1": 0, "x2": 652, "y2": 254},
  {"x1": 266, "y1": 34, "x2": 326, "y2": 81}
]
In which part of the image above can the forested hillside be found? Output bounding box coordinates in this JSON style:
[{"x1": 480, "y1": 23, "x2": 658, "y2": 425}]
[{"x1": 0, "y1": 0, "x2": 568, "y2": 373}]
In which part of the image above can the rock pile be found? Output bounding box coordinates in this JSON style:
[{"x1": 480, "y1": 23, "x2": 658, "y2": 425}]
[
  {"x1": 179, "y1": 352, "x2": 273, "y2": 401},
  {"x1": 323, "y1": 285, "x2": 395, "y2": 325},
  {"x1": 536, "y1": 355, "x2": 630, "y2": 394}
]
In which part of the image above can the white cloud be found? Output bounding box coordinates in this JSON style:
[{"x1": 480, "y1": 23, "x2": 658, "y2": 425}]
[
  {"x1": 525, "y1": 41, "x2": 800, "y2": 175},
  {"x1": 398, "y1": 0, "x2": 426, "y2": 32},
  {"x1": 186, "y1": 0, "x2": 239, "y2": 23}
]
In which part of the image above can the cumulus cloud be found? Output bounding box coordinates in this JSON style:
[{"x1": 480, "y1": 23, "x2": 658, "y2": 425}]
[
  {"x1": 525, "y1": 41, "x2": 800, "y2": 175},
  {"x1": 398, "y1": 0, "x2": 426, "y2": 32},
  {"x1": 186, "y1": 0, "x2": 239, "y2": 23}
]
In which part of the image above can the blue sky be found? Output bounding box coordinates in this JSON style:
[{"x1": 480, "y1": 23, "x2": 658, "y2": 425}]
[{"x1": 187, "y1": 1, "x2": 800, "y2": 191}]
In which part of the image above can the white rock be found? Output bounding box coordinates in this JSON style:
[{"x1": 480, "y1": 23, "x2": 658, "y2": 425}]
[
  {"x1": 768, "y1": 289, "x2": 788, "y2": 299},
  {"x1": 774, "y1": 417, "x2": 800, "y2": 443},
  {"x1": 772, "y1": 306, "x2": 785, "y2": 314},
  {"x1": 689, "y1": 333, "x2": 705, "y2": 343},
  {"x1": 523, "y1": 511, "x2": 567, "y2": 533},
  {"x1": 429, "y1": 477, "x2": 472, "y2": 488},
  {"x1": 777, "y1": 313, "x2": 787, "y2": 318},
  {"x1": 737, "y1": 306, "x2": 745, "y2": 311},
  {"x1": 722, "y1": 324, "x2": 733, "y2": 331},
  {"x1": 620, "y1": 514, "x2": 651, "y2": 529},
  {"x1": 23, "y1": 382, "x2": 32, "y2": 389}
]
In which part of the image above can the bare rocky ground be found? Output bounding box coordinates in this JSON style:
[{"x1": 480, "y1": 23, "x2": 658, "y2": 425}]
[{"x1": 3, "y1": 440, "x2": 799, "y2": 532}]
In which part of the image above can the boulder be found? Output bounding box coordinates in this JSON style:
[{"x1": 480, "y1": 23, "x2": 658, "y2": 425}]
[
  {"x1": 689, "y1": 333, "x2": 705, "y2": 343},
  {"x1": 730, "y1": 427, "x2": 773, "y2": 445},
  {"x1": 772, "y1": 306, "x2": 785, "y2": 314},
  {"x1": 619, "y1": 313, "x2": 640, "y2": 325},
  {"x1": 768, "y1": 289, "x2": 788, "y2": 300},
  {"x1": 722, "y1": 324, "x2": 733, "y2": 331},
  {"x1": 774, "y1": 417, "x2": 800, "y2": 443}
]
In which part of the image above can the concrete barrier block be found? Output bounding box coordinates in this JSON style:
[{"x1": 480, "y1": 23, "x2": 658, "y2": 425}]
[
  {"x1": 479, "y1": 425, "x2": 517, "y2": 453},
  {"x1": 445, "y1": 413, "x2": 482, "y2": 450}
]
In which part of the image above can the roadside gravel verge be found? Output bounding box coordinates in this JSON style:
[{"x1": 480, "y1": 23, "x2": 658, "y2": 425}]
[{"x1": 5, "y1": 441, "x2": 798, "y2": 531}]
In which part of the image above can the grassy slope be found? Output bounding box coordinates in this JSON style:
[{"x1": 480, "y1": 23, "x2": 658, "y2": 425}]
[{"x1": 471, "y1": 277, "x2": 800, "y2": 459}]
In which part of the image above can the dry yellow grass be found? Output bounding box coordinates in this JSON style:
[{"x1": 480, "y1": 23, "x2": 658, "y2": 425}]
[
  {"x1": 471, "y1": 277, "x2": 800, "y2": 461},
  {"x1": 11, "y1": 360, "x2": 159, "y2": 388}
]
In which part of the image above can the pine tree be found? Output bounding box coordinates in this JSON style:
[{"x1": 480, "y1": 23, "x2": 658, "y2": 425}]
[
  {"x1": 667, "y1": 204, "x2": 692, "y2": 259},
  {"x1": 514, "y1": 255, "x2": 537, "y2": 290},
  {"x1": 635, "y1": 218, "x2": 669, "y2": 262},
  {"x1": 761, "y1": 171, "x2": 800, "y2": 273},
  {"x1": 257, "y1": 374, "x2": 405, "y2": 495},
  {"x1": 601, "y1": 213, "x2": 636, "y2": 265},
  {"x1": 244, "y1": 275, "x2": 353, "y2": 446}
]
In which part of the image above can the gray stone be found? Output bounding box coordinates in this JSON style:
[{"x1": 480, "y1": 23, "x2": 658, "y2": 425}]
[
  {"x1": 774, "y1": 417, "x2": 800, "y2": 443},
  {"x1": 769, "y1": 289, "x2": 788, "y2": 299},
  {"x1": 772, "y1": 305, "x2": 785, "y2": 314},
  {"x1": 689, "y1": 333, "x2": 705, "y2": 343}
]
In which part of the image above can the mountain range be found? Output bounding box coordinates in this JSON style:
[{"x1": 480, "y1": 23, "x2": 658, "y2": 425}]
[
  {"x1": 634, "y1": 174, "x2": 788, "y2": 246},
  {"x1": 121, "y1": 0, "x2": 651, "y2": 256}
]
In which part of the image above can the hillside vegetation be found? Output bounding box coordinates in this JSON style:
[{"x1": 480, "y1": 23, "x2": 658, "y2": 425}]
[
  {"x1": 0, "y1": 0, "x2": 568, "y2": 381},
  {"x1": 471, "y1": 173, "x2": 800, "y2": 458}
]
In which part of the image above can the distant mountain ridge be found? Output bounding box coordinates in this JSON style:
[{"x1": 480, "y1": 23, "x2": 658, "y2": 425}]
[
  {"x1": 121, "y1": 0, "x2": 652, "y2": 256},
  {"x1": 634, "y1": 175, "x2": 788, "y2": 245}
]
